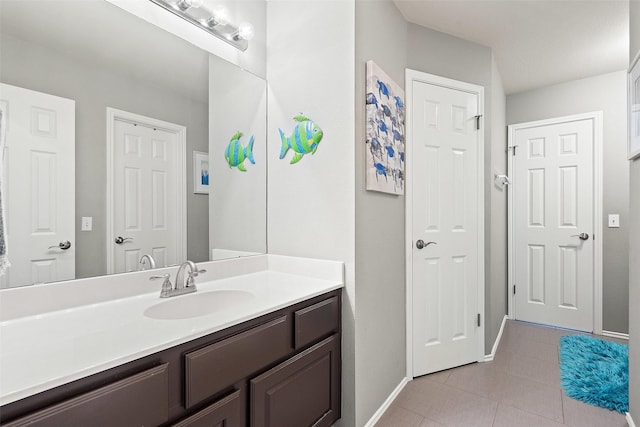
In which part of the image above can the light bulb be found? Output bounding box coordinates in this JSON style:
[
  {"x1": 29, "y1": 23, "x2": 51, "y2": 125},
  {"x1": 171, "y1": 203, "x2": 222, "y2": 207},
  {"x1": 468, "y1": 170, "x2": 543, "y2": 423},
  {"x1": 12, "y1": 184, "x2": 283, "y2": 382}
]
[
  {"x1": 206, "y1": 6, "x2": 229, "y2": 27},
  {"x1": 236, "y1": 22, "x2": 254, "y2": 41},
  {"x1": 176, "y1": 0, "x2": 202, "y2": 11}
]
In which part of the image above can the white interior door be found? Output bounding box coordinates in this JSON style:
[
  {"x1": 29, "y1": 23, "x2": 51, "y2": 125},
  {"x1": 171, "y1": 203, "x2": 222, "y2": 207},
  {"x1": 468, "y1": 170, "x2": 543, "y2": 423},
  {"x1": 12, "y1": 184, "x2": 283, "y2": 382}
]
[
  {"x1": 110, "y1": 115, "x2": 184, "y2": 273},
  {"x1": 0, "y1": 83, "x2": 75, "y2": 288},
  {"x1": 408, "y1": 71, "x2": 484, "y2": 377},
  {"x1": 510, "y1": 114, "x2": 600, "y2": 332}
]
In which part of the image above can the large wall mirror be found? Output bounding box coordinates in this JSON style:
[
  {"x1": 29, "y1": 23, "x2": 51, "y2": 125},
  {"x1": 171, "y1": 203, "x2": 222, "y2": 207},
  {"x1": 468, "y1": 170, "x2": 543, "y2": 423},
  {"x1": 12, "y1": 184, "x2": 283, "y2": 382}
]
[{"x1": 0, "y1": 0, "x2": 267, "y2": 289}]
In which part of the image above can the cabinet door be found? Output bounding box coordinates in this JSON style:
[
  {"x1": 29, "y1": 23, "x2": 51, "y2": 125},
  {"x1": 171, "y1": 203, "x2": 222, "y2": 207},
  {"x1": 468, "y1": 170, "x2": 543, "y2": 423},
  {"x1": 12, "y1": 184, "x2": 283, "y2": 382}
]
[
  {"x1": 250, "y1": 336, "x2": 340, "y2": 427},
  {"x1": 170, "y1": 389, "x2": 241, "y2": 427}
]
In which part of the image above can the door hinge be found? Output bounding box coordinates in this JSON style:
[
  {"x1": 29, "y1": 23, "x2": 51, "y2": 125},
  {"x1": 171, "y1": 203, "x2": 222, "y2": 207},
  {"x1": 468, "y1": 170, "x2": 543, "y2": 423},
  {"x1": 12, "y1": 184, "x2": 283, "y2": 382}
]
[
  {"x1": 513, "y1": 284, "x2": 516, "y2": 295},
  {"x1": 508, "y1": 145, "x2": 517, "y2": 155},
  {"x1": 475, "y1": 115, "x2": 483, "y2": 130},
  {"x1": 477, "y1": 313, "x2": 481, "y2": 327}
]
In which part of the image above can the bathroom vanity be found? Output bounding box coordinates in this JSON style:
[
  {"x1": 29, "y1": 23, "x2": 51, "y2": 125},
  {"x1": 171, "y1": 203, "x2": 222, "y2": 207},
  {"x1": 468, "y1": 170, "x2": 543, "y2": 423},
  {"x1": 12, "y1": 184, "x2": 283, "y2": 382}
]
[{"x1": 0, "y1": 256, "x2": 343, "y2": 427}]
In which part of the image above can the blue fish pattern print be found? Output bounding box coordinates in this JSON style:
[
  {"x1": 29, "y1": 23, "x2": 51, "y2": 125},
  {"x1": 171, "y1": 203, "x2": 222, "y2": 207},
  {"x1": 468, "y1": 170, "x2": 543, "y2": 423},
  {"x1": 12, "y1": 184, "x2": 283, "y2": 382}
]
[
  {"x1": 392, "y1": 129, "x2": 402, "y2": 142},
  {"x1": 394, "y1": 95, "x2": 404, "y2": 109},
  {"x1": 374, "y1": 162, "x2": 387, "y2": 181},
  {"x1": 385, "y1": 146, "x2": 395, "y2": 158},
  {"x1": 366, "y1": 62, "x2": 404, "y2": 194},
  {"x1": 366, "y1": 92, "x2": 379, "y2": 109},
  {"x1": 378, "y1": 120, "x2": 388, "y2": 135},
  {"x1": 377, "y1": 80, "x2": 390, "y2": 99}
]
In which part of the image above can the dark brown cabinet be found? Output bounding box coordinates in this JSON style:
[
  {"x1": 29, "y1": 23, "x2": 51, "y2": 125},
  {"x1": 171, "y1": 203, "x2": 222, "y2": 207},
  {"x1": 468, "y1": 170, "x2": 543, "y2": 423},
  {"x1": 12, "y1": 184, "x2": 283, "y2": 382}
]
[
  {"x1": 251, "y1": 336, "x2": 340, "y2": 427},
  {"x1": 170, "y1": 389, "x2": 242, "y2": 427},
  {"x1": 3, "y1": 364, "x2": 170, "y2": 427},
  {"x1": 0, "y1": 289, "x2": 341, "y2": 427}
]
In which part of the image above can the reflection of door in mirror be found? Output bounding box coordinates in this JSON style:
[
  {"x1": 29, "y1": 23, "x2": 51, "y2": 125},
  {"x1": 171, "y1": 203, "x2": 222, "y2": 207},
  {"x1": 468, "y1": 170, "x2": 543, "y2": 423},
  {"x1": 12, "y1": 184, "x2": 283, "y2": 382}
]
[
  {"x1": 107, "y1": 109, "x2": 186, "y2": 274},
  {"x1": 0, "y1": 83, "x2": 75, "y2": 289}
]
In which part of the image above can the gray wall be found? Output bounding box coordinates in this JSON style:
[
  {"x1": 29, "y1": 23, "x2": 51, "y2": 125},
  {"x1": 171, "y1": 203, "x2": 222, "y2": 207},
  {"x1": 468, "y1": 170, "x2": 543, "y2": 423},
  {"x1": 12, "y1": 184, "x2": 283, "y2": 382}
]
[
  {"x1": 506, "y1": 71, "x2": 629, "y2": 334},
  {"x1": 354, "y1": 1, "x2": 408, "y2": 425},
  {"x1": 0, "y1": 34, "x2": 209, "y2": 278},
  {"x1": 407, "y1": 23, "x2": 507, "y2": 353},
  {"x1": 266, "y1": 2, "x2": 356, "y2": 426},
  {"x1": 489, "y1": 55, "x2": 508, "y2": 351},
  {"x1": 628, "y1": 0, "x2": 639, "y2": 422}
]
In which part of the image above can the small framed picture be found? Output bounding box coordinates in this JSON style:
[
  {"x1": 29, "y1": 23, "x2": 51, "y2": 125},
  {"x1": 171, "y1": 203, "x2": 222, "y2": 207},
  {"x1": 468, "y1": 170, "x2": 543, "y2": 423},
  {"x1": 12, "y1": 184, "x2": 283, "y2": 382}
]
[
  {"x1": 193, "y1": 151, "x2": 209, "y2": 194},
  {"x1": 629, "y1": 55, "x2": 640, "y2": 160}
]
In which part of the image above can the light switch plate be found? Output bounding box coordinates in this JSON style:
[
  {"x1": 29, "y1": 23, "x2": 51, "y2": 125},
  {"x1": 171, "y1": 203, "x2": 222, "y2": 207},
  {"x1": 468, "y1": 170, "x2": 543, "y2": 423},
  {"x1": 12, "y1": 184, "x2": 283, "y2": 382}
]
[
  {"x1": 608, "y1": 214, "x2": 620, "y2": 228},
  {"x1": 81, "y1": 216, "x2": 92, "y2": 231}
]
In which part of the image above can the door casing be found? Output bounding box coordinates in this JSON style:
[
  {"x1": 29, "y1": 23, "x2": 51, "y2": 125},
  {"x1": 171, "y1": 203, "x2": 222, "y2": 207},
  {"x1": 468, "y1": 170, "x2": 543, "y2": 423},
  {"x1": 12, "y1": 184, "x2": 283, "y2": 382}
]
[
  {"x1": 106, "y1": 107, "x2": 187, "y2": 274},
  {"x1": 405, "y1": 69, "x2": 485, "y2": 378},
  {"x1": 507, "y1": 111, "x2": 603, "y2": 334}
]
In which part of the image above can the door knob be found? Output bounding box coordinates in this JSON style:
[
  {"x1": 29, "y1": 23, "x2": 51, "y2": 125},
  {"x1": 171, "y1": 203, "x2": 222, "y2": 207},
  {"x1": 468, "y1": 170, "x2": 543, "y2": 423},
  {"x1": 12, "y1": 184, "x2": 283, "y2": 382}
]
[
  {"x1": 114, "y1": 236, "x2": 133, "y2": 244},
  {"x1": 416, "y1": 240, "x2": 437, "y2": 249},
  {"x1": 570, "y1": 233, "x2": 589, "y2": 241},
  {"x1": 48, "y1": 240, "x2": 72, "y2": 250}
]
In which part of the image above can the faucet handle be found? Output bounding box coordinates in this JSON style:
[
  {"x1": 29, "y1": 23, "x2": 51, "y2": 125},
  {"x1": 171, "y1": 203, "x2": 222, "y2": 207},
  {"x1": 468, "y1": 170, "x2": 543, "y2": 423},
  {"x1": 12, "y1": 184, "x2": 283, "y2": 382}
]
[
  {"x1": 185, "y1": 269, "x2": 206, "y2": 288},
  {"x1": 150, "y1": 274, "x2": 173, "y2": 298}
]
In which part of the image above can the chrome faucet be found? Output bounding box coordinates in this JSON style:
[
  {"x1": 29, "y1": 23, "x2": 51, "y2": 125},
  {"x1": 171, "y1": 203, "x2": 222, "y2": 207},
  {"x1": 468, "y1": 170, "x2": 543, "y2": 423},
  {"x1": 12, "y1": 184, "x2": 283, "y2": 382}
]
[
  {"x1": 175, "y1": 260, "x2": 206, "y2": 290},
  {"x1": 139, "y1": 254, "x2": 157, "y2": 270},
  {"x1": 149, "y1": 260, "x2": 206, "y2": 298}
]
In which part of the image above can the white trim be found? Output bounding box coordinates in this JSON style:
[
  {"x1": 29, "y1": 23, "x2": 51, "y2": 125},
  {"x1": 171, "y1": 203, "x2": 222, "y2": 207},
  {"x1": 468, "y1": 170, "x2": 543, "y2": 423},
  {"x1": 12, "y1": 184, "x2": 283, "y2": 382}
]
[
  {"x1": 600, "y1": 330, "x2": 629, "y2": 341},
  {"x1": 507, "y1": 111, "x2": 604, "y2": 334},
  {"x1": 106, "y1": 107, "x2": 187, "y2": 274},
  {"x1": 628, "y1": 412, "x2": 637, "y2": 427},
  {"x1": 405, "y1": 69, "x2": 485, "y2": 378},
  {"x1": 630, "y1": 49, "x2": 640, "y2": 73},
  {"x1": 363, "y1": 377, "x2": 411, "y2": 427},
  {"x1": 484, "y1": 315, "x2": 508, "y2": 361}
]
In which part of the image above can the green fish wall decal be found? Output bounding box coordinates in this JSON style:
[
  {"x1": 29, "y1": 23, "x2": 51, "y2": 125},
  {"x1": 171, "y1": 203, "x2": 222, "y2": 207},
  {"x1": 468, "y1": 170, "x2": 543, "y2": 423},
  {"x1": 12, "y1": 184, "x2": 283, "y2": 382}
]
[
  {"x1": 224, "y1": 131, "x2": 255, "y2": 172},
  {"x1": 278, "y1": 115, "x2": 324, "y2": 164}
]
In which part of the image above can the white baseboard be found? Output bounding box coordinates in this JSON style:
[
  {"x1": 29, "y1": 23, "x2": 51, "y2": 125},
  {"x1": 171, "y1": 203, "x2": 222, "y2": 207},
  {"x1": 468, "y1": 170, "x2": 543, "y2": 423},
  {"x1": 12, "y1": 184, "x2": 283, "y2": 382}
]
[
  {"x1": 627, "y1": 412, "x2": 636, "y2": 427},
  {"x1": 484, "y1": 315, "x2": 508, "y2": 362},
  {"x1": 364, "y1": 377, "x2": 411, "y2": 427},
  {"x1": 601, "y1": 330, "x2": 629, "y2": 340}
]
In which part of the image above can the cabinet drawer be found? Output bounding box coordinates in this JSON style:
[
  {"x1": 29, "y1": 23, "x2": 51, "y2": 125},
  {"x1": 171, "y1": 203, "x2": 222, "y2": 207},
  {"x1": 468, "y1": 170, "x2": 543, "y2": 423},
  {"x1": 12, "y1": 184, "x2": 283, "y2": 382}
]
[
  {"x1": 170, "y1": 389, "x2": 241, "y2": 427},
  {"x1": 250, "y1": 335, "x2": 340, "y2": 427},
  {"x1": 294, "y1": 296, "x2": 339, "y2": 349},
  {"x1": 185, "y1": 315, "x2": 291, "y2": 408},
  {"x1": 4, "y1": 364, "x2": 169, "y2": 427}
]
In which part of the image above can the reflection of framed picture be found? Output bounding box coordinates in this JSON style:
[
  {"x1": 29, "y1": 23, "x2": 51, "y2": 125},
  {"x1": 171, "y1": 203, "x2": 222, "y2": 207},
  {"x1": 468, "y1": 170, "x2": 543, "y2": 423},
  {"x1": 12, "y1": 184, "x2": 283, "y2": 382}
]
[
  {"x1": 629, "y1": 54, "x2": 640, "y2": 160},
  {"x1": 193, "y1": 151, "x2": 209, "y2": 194}
]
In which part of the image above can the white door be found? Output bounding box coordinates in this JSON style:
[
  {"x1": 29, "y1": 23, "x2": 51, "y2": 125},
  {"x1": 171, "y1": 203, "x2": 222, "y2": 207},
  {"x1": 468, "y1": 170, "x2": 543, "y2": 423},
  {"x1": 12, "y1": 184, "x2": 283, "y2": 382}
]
[
  {"x1": 0, "y1": 83, "x2": 75, "y2": 288},
  {"x1": 510, "y1": 114, "x2": 599, "y2": 332},
  {"x1": 408, "y1": 71, "x2": 484, "y2": 377},
  {"x1": 110, "y1": 116, "x2": 183, "y2": 273}
]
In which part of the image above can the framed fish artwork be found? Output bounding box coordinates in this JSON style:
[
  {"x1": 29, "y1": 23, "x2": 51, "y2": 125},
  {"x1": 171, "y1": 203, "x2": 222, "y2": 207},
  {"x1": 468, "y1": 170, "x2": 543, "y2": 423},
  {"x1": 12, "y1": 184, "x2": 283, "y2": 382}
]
[
  {"x1": 193, "y1": 151, "x2": 210, "y2": 194},
  {"x1": 365, "y1": 60, "x2": 405, "y2": 195}
]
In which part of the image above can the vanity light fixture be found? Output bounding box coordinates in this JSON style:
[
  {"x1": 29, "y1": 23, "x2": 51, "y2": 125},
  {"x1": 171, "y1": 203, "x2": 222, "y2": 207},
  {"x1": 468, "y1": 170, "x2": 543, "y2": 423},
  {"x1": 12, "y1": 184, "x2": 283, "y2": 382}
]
[{"x1": 149, "y1": 0, "x2": 252, "y2": 51}]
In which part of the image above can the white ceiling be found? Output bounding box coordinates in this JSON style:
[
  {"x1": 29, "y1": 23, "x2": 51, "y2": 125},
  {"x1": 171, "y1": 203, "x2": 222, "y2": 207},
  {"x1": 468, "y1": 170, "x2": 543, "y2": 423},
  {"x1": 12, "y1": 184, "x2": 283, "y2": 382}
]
[{"x1": 393, "y1": 0, "x2": 629, "y2": 94}]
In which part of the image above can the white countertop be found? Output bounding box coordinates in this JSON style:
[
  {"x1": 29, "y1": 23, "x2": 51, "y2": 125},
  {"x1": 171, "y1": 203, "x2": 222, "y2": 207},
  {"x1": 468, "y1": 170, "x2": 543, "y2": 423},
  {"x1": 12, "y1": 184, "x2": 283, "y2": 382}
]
[{"x1": 0, "y1": 255, "x2": 344, "y2": 406}]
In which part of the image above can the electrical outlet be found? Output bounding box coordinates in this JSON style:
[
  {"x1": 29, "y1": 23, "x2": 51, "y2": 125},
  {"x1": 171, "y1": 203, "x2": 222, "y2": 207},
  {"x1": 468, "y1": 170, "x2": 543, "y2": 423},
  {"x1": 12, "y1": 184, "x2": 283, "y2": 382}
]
[
  {"x1": 608, "y1": 214, "x2": 620, "y2": 228},
  {"x1": 81, "y1": 216, "x2": 92, "y2": 231}
]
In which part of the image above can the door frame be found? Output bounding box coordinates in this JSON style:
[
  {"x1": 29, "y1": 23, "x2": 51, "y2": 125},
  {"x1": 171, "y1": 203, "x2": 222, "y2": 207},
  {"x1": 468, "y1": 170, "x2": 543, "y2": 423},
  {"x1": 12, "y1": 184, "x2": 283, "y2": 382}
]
[
  {"x1": 106, "y1": 107, "x2": 187, "y2": 274},
  {"x1": 405, "y1": 69, "x2": 485, "y2": 378},
  {"x1": 507, "y1": 111, "x2": 603, "y2": 333}
]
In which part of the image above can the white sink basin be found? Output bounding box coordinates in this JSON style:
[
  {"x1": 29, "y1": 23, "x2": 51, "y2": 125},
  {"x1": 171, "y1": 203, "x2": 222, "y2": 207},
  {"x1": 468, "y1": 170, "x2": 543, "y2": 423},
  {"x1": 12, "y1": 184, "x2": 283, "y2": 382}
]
[{"x1": 144, "y1": 290, "x2": 254, "y2": 320}]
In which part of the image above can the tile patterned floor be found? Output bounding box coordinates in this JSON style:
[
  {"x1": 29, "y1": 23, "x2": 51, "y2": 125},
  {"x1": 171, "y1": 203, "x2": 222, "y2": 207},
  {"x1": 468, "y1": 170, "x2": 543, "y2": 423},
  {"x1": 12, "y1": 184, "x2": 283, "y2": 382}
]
[{"x1": 375, "y1": 320, "x2": 629, "y2": 427}]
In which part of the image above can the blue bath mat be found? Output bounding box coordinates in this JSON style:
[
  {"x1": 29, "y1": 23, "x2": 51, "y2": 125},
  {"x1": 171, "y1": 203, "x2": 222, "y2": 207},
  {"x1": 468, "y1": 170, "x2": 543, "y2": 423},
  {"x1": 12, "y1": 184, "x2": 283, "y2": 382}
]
[{"x1": 559, "y1": 335, "x2": 628, "y2": 413}]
